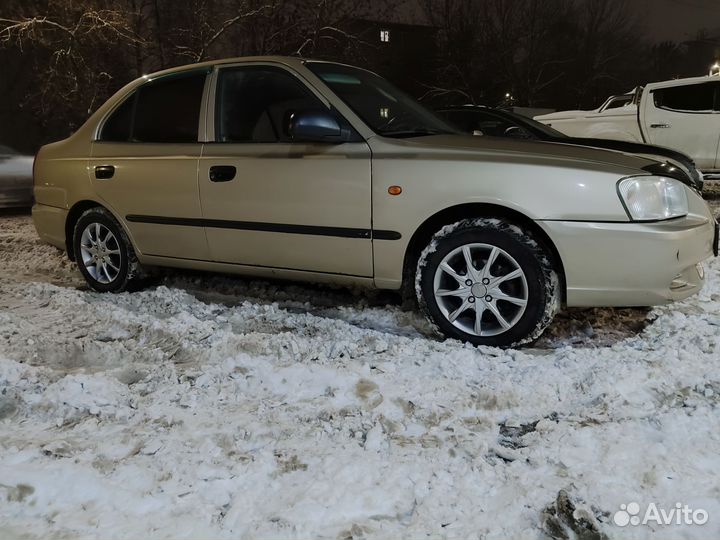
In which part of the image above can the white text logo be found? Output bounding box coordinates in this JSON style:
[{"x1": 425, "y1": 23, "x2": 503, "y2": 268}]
[{"x1": 614, "y1": 502, "x2": 708, "y2": 527}]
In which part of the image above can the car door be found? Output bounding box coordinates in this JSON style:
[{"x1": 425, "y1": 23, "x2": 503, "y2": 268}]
[
  {"x1": 642, "y1": 80, "x2": 720, "y2": 170},
  {"x1": 197, "y1": 64, "x2": 373, "y2": 276},
  {"x1": 90, "y1": 69, "x2": 210, "y2": 260}
]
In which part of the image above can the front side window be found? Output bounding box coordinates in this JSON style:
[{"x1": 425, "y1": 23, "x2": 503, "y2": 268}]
[
  {"x1": 216, "y1": 66, "x2": 331, "y2": 143},
  {"x1": 100, "y1": 71, "x2": 207, "y2": 143},
  {"x1": 438, "y1": 110, "x2": 478, "y2": 133},
  {"x1": 439, "y1": 110, "x2": 514, "y2": 136},
  {"x1": 471, "y1": 111, "x2": 516, "y2": 137},
  {"x1": 308, "y1": 62, "x2": 457, "y2": 138},
  {"x1": 653, "y1": 82, "x2": 719, "y2": 113}
]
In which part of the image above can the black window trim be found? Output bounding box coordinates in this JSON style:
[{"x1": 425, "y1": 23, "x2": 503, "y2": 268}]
[
  {"x1": 650, "y1": 81, "x2": 720, "y2": 115},
  {"x1": 94, "y1": 67, "x2": 212, "y2": 144}
]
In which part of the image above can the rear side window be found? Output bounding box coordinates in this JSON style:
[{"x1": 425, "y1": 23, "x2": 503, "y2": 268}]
[
  {"x1": 652, "y1": 82, "x2": 719, "y2": 113},
  {"x1": 215, "y1": 67, "x2": 327, "y2": 143},
  {"x1": 100, "y1": 71, "x2": 207, "y2": 143}
]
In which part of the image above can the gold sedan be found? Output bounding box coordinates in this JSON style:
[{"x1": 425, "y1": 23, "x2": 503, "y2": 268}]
[{"x1": 32, "y1": 57, "x2": 719, "y2": 347}]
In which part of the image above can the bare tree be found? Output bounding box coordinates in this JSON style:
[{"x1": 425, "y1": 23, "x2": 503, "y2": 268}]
[
  {"x1": 0, "y1": 0, "x2": 391, "y2": 145},
  {"x1": 563, "y1": 0, "x2": 644, "y2": 106},
  {"x1": 0, "y1": 0, "x2": 647, "y2": 149},
  {"x1": 418, "y1": 0, "x2": 491, "y2": 103},
  {"x1": 0, "y1": 0, "x2": 144, "y2": 137},
  {"x1": 419, "y1": 0, "x2": 642, "y2": 108},
  {"x1": 512, "y1": 0, "x2": 574, "y2": 106}
]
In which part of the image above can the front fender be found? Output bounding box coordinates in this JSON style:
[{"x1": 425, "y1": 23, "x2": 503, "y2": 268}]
[{"x1": 369, "y1": 159, "x2": 630, "y2": 288}]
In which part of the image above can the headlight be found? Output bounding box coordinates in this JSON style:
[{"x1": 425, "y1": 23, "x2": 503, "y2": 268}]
[{"x1": 617, "y1": 176, "x2": 688, "y2": 221}]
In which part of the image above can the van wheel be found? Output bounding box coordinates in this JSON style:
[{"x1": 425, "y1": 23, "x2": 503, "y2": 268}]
[
  {"x1": 73, "y1": 207, "x2": 141, "y2": 292},
  {"x1": 415, "y1": 218, "x2": 560, "y2": 348}
]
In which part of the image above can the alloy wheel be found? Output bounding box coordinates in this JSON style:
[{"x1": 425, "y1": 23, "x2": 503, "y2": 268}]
[
  {"x1": 432, "y1": 243, "x2": 528, "y2": 337},
  {"x1": 79, "y1": 222, "x2": 122, "y2": 284}
]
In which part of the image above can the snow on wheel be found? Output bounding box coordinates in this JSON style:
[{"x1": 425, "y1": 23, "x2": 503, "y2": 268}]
[
  {"x1": 415, "y1": 218, "x2": 560, "y2": 347},
  {"x1": 73, "y1": 207, "x2": 141, "y2": 293}
]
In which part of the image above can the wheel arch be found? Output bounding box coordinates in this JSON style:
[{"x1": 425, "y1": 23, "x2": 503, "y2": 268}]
[
  {"x1": 65, "y1": 200, "x2": 120, "y2": 261},
  {"x1": 402, "y1": 203, "x2": 567, "y2": 302}
]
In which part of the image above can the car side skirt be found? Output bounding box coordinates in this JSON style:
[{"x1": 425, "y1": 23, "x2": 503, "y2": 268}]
[{"x1": 138, "y1": 253, "x2": 376, "y2": 289}]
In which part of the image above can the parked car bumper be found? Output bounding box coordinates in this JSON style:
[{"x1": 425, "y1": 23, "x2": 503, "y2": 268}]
[
  {"x1": 0, "y1": 177, "x2": 33, "y2": 208},
  {"x1": 540, "y1": 212, "x2": 718, "y2": 307}
]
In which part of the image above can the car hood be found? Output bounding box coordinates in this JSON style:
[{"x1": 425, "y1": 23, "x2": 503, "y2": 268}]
[
  {"x1": 533, "y1": 110, "x2": 596, "y2": 121},
  {"x1": 377, "y1": 134, "x2": 657, "y2": 175},
  {"x1": 549, "y1": 137, "x2": 701, "y2": 190},
  {"x1": 564, "y1": 137, "x2": 694, "y2": 164}
]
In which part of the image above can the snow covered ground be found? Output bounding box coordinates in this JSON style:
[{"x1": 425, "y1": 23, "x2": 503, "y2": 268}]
[{"x1": 1, "y1": 207, "x2": 719, "y2": 540}]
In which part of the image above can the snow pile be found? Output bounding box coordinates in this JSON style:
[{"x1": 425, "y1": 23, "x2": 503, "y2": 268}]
[{"x1": 1, "y1": 213, "x2": 720, "y2": 539}]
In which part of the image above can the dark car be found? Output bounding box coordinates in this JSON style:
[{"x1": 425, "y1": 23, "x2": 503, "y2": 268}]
[{"x1": 437, "y1": 105, "x2": 704, "y2": 192}]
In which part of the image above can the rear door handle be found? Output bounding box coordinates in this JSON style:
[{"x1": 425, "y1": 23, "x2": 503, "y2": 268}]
[
  {"x1": 650, "y1": 123, "x2": 670, "y2": 129},
  {"x1": 209, "y1": 165, "x2": 236, "y2": 182},
  {"x1": 95, "y1": 165, "x2": 115, "y2": 179}
]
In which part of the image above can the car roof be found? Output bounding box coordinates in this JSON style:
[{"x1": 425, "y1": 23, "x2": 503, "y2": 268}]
[
  {"x1": 646, "y1": 74, "x2": 719, "y2": 89},
  {"x1": 141, "y1": 56, "x2": 303, "y2": 80},
  {"x1": 140, "y1": 56, "x2": 376, "y2": 81}
]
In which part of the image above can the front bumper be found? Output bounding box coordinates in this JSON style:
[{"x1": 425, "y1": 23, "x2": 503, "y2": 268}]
[{"x1": 539, "y1": 212, "x2": 717, "y2": 307}]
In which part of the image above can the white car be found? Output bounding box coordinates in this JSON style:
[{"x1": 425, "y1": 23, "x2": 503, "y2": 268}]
[
  {"x1": 535, "y1": 75, "x2": 720, "y2": 175},
  {"x1": 0, "y1": 145, "x2": 33, "y2": 208}
]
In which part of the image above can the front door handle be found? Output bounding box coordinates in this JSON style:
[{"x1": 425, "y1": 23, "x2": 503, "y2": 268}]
[
  {"x1": 95, "y1": 165, "x2": 115, "y2": 179},
  {"x1": 209, "y1": 165, "x2": 236, "y2": 182},
  {"x1": 650, "y1": 123, "x2": 671, "y2": 129}
]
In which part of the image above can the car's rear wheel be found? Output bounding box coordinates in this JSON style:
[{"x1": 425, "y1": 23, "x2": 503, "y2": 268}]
[
  {"x1": 415, "y1": 218, "x2": 560, "y2": 347},
  {"x1": 73, "y1": 207, "x2": 140, "y2": 292}
]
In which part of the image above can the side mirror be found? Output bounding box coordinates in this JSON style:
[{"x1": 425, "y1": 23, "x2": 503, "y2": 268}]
[{"x1": 288, "y1": 110, "x2": 343, "y2": 143}]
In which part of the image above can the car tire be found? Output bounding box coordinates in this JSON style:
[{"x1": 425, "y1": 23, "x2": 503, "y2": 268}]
[
  {"x1": 73, "y1": 207, "x2": 141, "y2": 293},
  {"x1": 415, "y1": 218, "x2": 560, "y2": 348}
]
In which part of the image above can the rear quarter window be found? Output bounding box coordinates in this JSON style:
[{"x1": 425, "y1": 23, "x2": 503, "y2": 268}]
[{"x1": 100, "y1": 95, "x2": 135, "y2": 142}]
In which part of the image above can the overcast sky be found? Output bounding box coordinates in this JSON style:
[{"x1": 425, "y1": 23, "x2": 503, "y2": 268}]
[{"x1": 626, "y1": 0, "x2": 719, "y2": 42}]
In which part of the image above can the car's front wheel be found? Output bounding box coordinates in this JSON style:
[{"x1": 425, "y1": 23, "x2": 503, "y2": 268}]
[
  {"x1": 415, "y1": 218, "x2": 560, "y2": 347},
  {"x1": 73, "y1": 207, "x2": 140, "y2": 292}
]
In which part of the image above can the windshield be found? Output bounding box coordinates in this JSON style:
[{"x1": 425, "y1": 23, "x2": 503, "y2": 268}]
[{"x1": 307, "y1": 62, "x2": 459, "y2": 138}]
